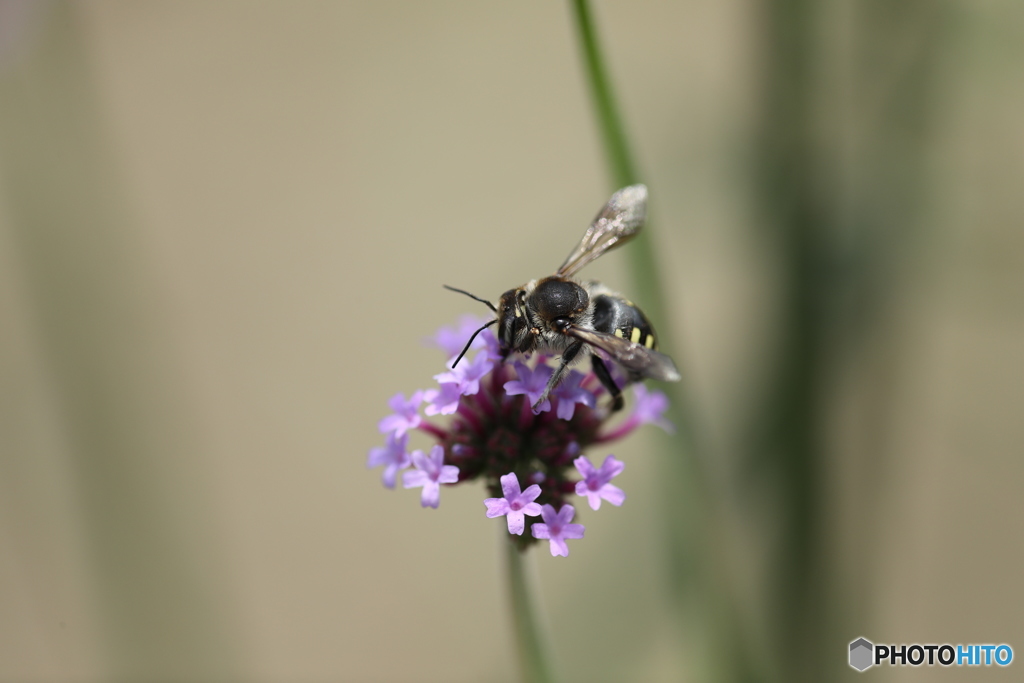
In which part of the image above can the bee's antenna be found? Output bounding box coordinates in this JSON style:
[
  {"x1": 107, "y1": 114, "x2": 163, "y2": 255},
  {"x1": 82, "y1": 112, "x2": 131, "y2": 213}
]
[
  {"x1": 452, "y1": 319, "x2": 498, "y2": 368},
  {"x1": 443, "y1": 285, "x2": 497, "y2": 313}
]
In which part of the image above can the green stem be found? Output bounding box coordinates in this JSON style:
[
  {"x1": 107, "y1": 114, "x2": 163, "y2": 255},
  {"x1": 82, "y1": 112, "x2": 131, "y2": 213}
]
[
  {"x1": 570, "y1": 0, "x2": 701, "y2": 576},
  {"x1": 505, "y1": 539, "x2": 555, "y2": 683},
  {"x1": 569, "y1": 2, "x2": 763, "y2": 681},
  {"x1": 570, "y1": 0, "x2": 657, "y2": 316},
  {"x1": 570, "y1": 0, "x2": 702, "y2": 464},
  {"x1": 571, "y1": 0, "x2": 637, "y2": 189}
]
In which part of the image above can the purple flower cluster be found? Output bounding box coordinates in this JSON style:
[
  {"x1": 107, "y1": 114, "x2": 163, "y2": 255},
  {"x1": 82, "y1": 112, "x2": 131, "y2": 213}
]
[{"x1": 369, "y1": 315, "x2": 673, "y2": 556}]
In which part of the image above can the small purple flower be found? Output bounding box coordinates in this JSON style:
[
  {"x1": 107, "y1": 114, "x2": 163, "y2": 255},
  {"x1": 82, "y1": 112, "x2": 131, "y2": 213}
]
[
  {"x1": 424, "y1": 351, "x2": 497, "y2": 416},
  {"x1": 423, "y1": 382, "x2": 463, "y2": 416},
  {"x1": 552, "y1": 370, "x2": 596, "y2": 420},
  {"x1": 429, "y1": 314, "x2": 500, "y2": 360},
  {"x1": 402, "y1": 445, "x2": 459, "y2": 509},
  {"x1": 595, "y1": 384, "x2": 674, "y2": 443},
  {"x1": 504, "y1": 361, "x2": 553, "y2": 413},
  {"x1": 483, "y1": 473, "x2": 543, "y2": 535},
  {"x1": 366, "y1": 431, "x2": 411, "y2": 489},
  {"x1": 435, "y1": 350, "x2": 495, "y2": 396},
  {"x1": 573, "y1": 455, "x2": 625, "y2": 510},
  {"x1": 378, "y1": 391, "x2": 424, "y2": 437},
  {"x1": 563, "y1": 441, "x2": 581, "y2": 460},
  {"x1": 630, "y1": 385, "x2": 674, "y2": 433},
  {"x1": 531, "y1": 504, "x2": 585, "y2": 557}
]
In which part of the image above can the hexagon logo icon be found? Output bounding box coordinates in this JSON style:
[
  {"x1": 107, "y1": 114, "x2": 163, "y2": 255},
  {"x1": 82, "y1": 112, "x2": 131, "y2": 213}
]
[{"x1": 849, "y1": 637, "x2": 874, "y2": 671}]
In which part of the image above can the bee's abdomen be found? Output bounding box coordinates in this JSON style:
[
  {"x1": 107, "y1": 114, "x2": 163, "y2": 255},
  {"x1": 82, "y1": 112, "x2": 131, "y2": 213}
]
[{"x1": 592, "y1": 294, "x2": 657, "y2": 349}]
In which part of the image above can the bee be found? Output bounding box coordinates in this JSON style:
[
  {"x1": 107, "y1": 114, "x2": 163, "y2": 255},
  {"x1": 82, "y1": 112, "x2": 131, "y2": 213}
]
[{"x1": 445, "y1": 184, "x2": 680, "y2": 412}]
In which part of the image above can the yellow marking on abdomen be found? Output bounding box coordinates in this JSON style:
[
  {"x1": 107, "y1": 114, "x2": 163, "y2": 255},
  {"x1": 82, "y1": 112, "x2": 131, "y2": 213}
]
[
  {"x1": 644, "y1": 335, "x2": 655, "y2": 349},
  {"x1": 630, "y1": 327, "x2": 642, "y2": 344},
  {"x1": 614, "y1": 328, "x2": 624, "y2": 338}
]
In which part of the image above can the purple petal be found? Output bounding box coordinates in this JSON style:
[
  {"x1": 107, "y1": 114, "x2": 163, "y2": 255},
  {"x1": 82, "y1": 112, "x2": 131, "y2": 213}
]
[
  {"x1": 506, "y1": 510, "x2": 526, "y2": 535},
  {"x1": 366, "y1": 448, "x2": 388, "y2": 469},
  {"x1": 520, "y1": 502, "x2": 542, "y2": 517},
  {"x1": 530, "y1": 398, "x2": 552, "y2": 415},
  {"x1": 561, "y1": 523, "x2": 585, "y2": 540},
  {"x1": 410, "y1": 449, "x2": 431, "y2": 473},
  {"x1": 573, "y1": 456, "x2": 597, "y2": 479},
  {"x1": 461, "y1": 352, "x2": 496, "y2": 390},
  {"x1": 577, "y1": 483, "x2": 603, "y2": 510},
  {"x1": 368, "y1": 449, "x2": 393, "y2": 472},
  {"x1": 435, "y1": 350, "x2": 495, "y2": 392},
  {"x1": 438, "y1": 465, "x2": 460, "y2": 484},
  {"x1": 599, "y1": 455, "x2": 625, "y2": 480},
  {"x1": 485, "y1": 498, "x2": 511, "y2": 517},
  {"x1": 528, "y1": 368, "x2": 554, "y2": 398},
  {"x1": 403, "y1": 470, "x2": 428, "y2": 489},
  {"x1": 424, "y1": 383, "x2": 462, "y2": 416},
  {"x1": 367, "y1": 433, "x2": 410, "y2": 486},
  {"x1": 509, "y1": 361, "x2": 553, "y2": 403},
  {"x1": 512, "y1": 361, "x2": 534, "y2": 383},
  {"x1": 387, "y1": 393, "x2": 407, "y2": 413},
  {"x1": 556, "y1": 370, "x2": 581, "y2": 391},
  {"x1": 378, "y1": 413, "x2": 417, "y2": 436},
  {"x1": 481, "y1": 329, "x2": 500, "y2": 357},
  {"x1": 378, "y1": 391, "x2": 424, "y2": 436},
  {"x1": 420, "y1": 481, "x2": 441, "y2": 508},
  {"x1": 499, "y1": 472, "x2": 523, "y2": 501},
  {"x1": 531, "y1": 523, "x2": 551, "y2": 540},
  {"x1": 381, "y1": 463, "x2": 400, "y2": 489},
  {"x1": 519, "y1": 484, "x2": 542, "y2": 505},
  {"x1": 391, "y1": 390, "x2": 423, "y2": 415},
  {"x1": 538, "y1": 504, "x2": 558, "y2": 526},
  {"x1": 599, "y1": 484, "x2": 626, "y2": 507},
  {"x1": 556, "y1": 504, "x2": 577, "y2": 526},
  {"x1": 548, "y1": 538, "x2": 570, "y2": 557},
  {"x1": 429, "y1": 315, "x2": 493, "y2": 358},
  {"x1": 540, "y1": 505, "x2": 557, "y2": 528},
  {"x1": 631, "y1": 385, "x2": 675, "y2": 433},
  {"x1": 503, "y1": 380, "x2": 528, "y2": 397},
  {"x1": 426, "y1": 445, "x2": 446, "y2": 469},
  {"x1": 552, "y1": 371, "x2": 596, "y2": 421},
  {"x1": 506, "y1": 366, "x2": 553, "y2": 413}
]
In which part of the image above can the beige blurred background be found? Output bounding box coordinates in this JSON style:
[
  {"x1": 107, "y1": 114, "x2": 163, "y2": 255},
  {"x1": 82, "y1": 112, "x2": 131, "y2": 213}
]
[{"x1": 0, "y1": 2, "x2": 1021, "y2": 682}]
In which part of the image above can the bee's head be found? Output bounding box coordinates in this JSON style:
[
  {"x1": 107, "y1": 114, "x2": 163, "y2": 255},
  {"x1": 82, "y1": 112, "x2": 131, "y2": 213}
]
[
  {"x1": 529, "y1": 277, "x2": 589, "y2": 333},
  {"x1": 497, "y1": 288, "x2": 534, "y2": 353}
]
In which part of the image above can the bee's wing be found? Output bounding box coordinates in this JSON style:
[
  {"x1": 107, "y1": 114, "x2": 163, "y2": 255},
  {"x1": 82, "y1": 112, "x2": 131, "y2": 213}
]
[
  {"x1": 567, "y1": 326, "x2": 681, "y2": 382},
  {"x1": 556, "y1": 184, "x2": 648, "y2": 278}
]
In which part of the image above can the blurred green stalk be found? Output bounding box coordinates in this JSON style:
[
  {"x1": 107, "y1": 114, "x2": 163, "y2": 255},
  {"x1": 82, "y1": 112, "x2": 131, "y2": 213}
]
[
  {"x1": 505, "y1": 539, "x2": 555, "y2": 683},
  {"x1": 748, "y1": 2, "x2": 942, "y2": 680},
  {"x1": 569, "y1": 2, "x2": 761, "y2": 681}
]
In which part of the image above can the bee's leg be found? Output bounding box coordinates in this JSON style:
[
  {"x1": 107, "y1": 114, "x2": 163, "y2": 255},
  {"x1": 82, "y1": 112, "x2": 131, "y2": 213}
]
[
  {"x1": 591, "y1": 356, "x2": 624, "y2": 412},
  {"x1": 531, "y1": 341, "x2": 584, "y2": 412}
]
